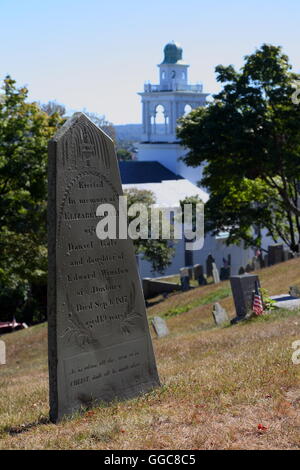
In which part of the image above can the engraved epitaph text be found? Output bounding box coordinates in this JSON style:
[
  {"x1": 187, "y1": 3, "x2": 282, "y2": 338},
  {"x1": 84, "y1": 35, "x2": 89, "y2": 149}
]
[{"x1": 48, "y1": 113, "x2": 160, "y2": 422}]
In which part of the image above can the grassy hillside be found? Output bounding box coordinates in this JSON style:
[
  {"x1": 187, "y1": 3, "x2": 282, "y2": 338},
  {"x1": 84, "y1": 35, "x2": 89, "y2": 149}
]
[{"x1": 0, "y1": 259, "x2": 300, "y2": 449}]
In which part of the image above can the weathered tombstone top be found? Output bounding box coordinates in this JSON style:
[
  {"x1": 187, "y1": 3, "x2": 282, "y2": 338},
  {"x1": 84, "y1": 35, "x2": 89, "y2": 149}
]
[
  {"x1": 180, "y1": 267, "x2": 189, "y2": 278},
  {"x1": 0, "y1": 340, "x2": 5, "y2": 365},
  {"x1": 48, "y1": 113, "x2": 160, "y2": 423},
  {"x1": 212, "y1": 303, "x2": 229, "y2": 326},
  {"x1": 193, "y1": 264, "x2": 203, "y2": 278},
  {"x1": 151, "y1": 316, "x2": 169, "y2": 338},
  {"x1": 230, "y1": 274, "x2": 259, "y2": 319}
]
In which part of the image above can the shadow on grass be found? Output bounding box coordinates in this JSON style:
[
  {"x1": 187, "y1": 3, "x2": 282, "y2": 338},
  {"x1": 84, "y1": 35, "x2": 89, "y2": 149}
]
[
  {"x1": 5, "y1": 416, "x2": 50, "y2": 436},
  {"x1": 224, "y1": 307, "x2": 300, "y2": 329}
]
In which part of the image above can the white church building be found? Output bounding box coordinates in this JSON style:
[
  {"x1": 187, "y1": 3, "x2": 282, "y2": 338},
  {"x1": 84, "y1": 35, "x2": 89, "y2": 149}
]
[
  {"x1": 137, "y1": 41, "x2": 207, "y2": 185},
  {"x1": 119, "y1": 42, "x2": 271, "y2": 278}
]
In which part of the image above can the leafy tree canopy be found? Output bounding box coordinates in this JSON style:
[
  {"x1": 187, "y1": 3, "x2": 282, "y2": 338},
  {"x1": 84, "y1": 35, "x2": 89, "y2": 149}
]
[
  {"x1": 177, "y1": 44, "x2": 300, "y2": 251},
  {"x1": 0, "y1": 76, "x2": 64, "y2": 322},
  {"x1": 41, "y1": 100, "x2": 66, "y2": 117},
  {"x1": 124, "y1": 188, "x2": 175, "y2": 274}
]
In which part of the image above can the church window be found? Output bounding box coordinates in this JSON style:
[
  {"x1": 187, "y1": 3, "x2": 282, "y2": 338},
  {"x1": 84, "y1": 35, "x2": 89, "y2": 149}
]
[{"x1": 184, "y1": 104, "x2": 192, "y2": 115}]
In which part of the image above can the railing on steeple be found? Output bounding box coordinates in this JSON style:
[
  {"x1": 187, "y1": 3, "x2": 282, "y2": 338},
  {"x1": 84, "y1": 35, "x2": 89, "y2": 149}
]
[{"x1": 144, "y1": 83, "x2": 203, "y2": 93}]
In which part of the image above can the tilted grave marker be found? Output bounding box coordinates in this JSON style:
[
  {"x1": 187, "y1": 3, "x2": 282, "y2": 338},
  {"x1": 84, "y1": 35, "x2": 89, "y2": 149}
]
[
  {"x1": 212, "y1": 303, "x2": 229, "y2": 325},
  {"x1": 151, "y1": 316, "x2": 169, "y2": 338}
]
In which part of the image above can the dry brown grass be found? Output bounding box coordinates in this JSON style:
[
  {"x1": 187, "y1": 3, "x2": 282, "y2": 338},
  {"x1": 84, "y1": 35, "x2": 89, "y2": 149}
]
[{"x1": 0, "y1": 259, "x2": 300, "y2": 449}]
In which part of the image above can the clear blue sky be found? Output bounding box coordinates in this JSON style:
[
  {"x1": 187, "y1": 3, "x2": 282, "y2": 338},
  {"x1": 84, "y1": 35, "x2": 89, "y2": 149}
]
[{"x1": 1, "y1": 0, "x2": 299, "y2": 124}]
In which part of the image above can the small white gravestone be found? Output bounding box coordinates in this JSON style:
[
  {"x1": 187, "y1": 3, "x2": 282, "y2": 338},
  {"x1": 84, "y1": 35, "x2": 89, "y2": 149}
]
[
  {"x1": 212, "y1": 303, "x2": 229, "y2": 325},
  {"x1": 212, "y1": 262, "x2": 220, "y2": 284},
  {"x1": 0, "y1": 340, "x2": 6, "y2": 365},
  {"x1": 152, "y1": 316, "x2": 169, "y2": 338}
]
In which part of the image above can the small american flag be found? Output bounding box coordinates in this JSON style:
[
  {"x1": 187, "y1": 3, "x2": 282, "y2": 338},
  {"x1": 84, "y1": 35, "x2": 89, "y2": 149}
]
[{"x1": 252, "y1": 281, "x2": 264, "y2": 315}]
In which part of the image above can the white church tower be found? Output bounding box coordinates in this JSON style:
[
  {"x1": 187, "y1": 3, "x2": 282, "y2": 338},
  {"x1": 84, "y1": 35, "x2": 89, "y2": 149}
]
[{"x1": 137, "y1": 42, "x2": 209, "y2": 184}]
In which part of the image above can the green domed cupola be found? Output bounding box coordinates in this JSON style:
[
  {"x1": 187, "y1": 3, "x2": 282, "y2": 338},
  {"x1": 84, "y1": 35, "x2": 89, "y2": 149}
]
[{"x1": 162, "y1": 41, "x2": 184, "y2": 64}]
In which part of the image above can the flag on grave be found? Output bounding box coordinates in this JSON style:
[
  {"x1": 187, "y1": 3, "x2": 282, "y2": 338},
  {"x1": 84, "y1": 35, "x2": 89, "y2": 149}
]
[{"x1": 252, "y1": 280, "x2": 264, "y2": 315}]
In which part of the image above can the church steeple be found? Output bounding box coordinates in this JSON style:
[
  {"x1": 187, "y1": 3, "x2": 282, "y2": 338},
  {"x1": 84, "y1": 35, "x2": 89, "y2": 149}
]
[
  {"x1": 159, "y1": 41, "x2": 189, "y2": 92},
  {"x1": 161, "y1": 41, "x2": 184, "y2": 64},
  {"x1": 139, "y1": 42, "x2": 207, "y2": 143},
  {"x1": 137, "y1": 42, "x2": 209, "y2": 184}
]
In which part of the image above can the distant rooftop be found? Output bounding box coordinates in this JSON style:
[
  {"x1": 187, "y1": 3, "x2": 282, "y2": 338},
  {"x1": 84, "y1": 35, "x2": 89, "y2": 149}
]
[
  {"x1": 122, "y1": 179, "x2": 209, "y2": 208},
  {"x1": 118, "y1": 161, "x2": 183, "y2": 184}
]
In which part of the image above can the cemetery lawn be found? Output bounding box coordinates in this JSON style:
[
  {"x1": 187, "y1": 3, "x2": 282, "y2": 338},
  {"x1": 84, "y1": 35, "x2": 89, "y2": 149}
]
[{"x1": 0, "y1": 259, "x2": 300, "y2": 450}]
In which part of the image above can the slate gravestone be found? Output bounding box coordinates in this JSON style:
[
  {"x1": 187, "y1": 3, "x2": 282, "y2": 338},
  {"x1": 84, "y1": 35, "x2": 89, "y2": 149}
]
[
  {"x1": 48, "y1": 113, "x2": 160, "y2": 423},
  {"x1": 0, "y1": 340, "x2": 5, "y2": 365},
  {"x1": 230, "y1": 274, "x2": 259, "y2": 320},
  {"x1": 180, "y1": 267, "x2": 190, "y2": 291},
  {"x1": 206, "y1": 255, "x2": 214, "y2": 277},
  {"x1": 151, "y1": 317, "x2": 169, "y2": 338},
  {"x1": 212, "y1": 303, "x2": 229, "y2": 325},
  {"x1": 212, "y1": 262, "x2": 220, "y2": 284},
  {"x1": 268, "y1": 244, "x2": 284, "y2": 265},
  {"x1": 220, "y1": 266, "x2": 230, "y2": 281},
  {"x1": 193, "y1": 264, "x2": 207, "y2": 285}
]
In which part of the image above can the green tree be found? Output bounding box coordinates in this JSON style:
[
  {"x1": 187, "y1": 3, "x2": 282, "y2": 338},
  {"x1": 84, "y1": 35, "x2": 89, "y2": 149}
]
[
  {"x1": 41, "y1": 100, "x2": 66, "y2": 117},
  {"x1": 177, "y1": 44, "x2": 300, "y2": 251},
  {"x1": 0, "y1": 76, "x2": 64, "y2": 323},
  {"x1": 124, "y1": 188, "x2": 175, "y2": 274}
]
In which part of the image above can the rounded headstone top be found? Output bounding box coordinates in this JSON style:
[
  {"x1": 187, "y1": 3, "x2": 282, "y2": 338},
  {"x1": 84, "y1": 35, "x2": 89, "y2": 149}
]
[{"x1": 162, "y1": 41, "x2": 184, "y2": 64}]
